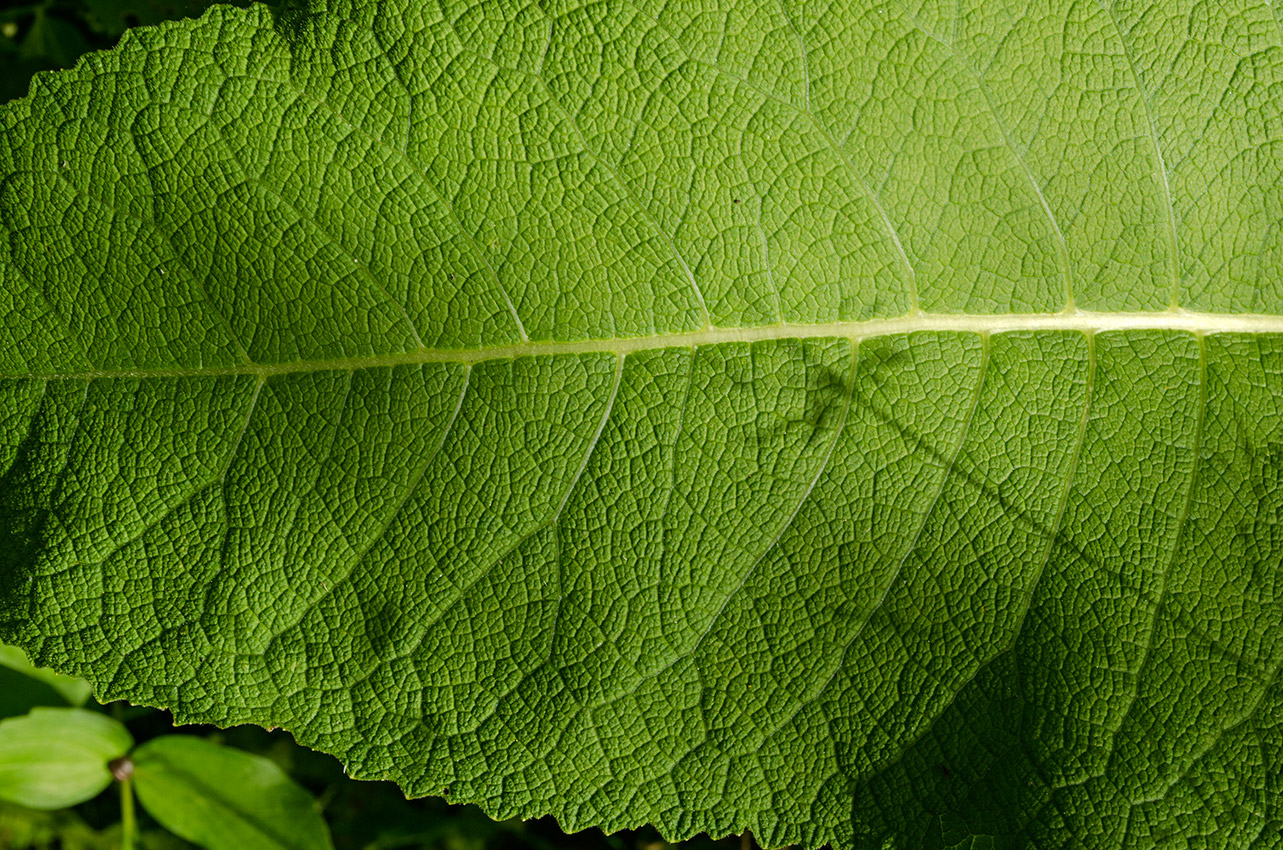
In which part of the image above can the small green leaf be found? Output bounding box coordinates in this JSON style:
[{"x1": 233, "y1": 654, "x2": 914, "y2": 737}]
[
  {"x1": 132, "y1": 736, "x2": 333, "y2": 850},
  {"x1": 0, "y1": 644, "x2": 93, "y2": 707},
  {"x1": 0, "y1": 708, "x2": 133, "y2": 809}
]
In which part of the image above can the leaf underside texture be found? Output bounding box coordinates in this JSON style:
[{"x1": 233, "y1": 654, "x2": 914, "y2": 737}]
[{"x1": 2, "y1": 1, "x2": 1283, "y2": 847}]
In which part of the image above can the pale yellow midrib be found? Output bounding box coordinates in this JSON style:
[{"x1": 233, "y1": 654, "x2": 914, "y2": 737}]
[{"x1": 10, "y1": 309, "x2": 1283, "y2": 381}]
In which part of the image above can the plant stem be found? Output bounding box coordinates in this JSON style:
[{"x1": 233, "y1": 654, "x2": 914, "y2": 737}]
[{"x1": 120, "y1": 774, "x2": 137, "y2": 850}]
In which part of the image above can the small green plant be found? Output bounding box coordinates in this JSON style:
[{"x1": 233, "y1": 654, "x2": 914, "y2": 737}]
[{"x1": 0, "y1": 649, "x2": 333, "y2": 850}]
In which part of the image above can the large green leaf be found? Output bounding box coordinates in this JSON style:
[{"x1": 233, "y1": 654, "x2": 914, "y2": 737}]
[{"x1": 2, "y1": 1, "x2": 1282, "y2": 846}]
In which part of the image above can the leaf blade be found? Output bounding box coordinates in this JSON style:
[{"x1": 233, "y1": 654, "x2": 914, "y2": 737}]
[{"x1": 2, "y1": 1, "x2": 1282, "y2": 846}]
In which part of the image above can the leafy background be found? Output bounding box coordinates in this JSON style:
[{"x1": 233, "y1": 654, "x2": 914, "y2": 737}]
[
  {"x1": 0, "y1": 5, "x2": 777, "y2": 850},
  {"x1": 1, "y1": 633, "x2": 768, "y2": 847}
]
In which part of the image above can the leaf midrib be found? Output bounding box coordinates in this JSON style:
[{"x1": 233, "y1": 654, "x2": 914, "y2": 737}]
[{"x1": 6, "y1": 309, "x2": 1283, "y2": 381}]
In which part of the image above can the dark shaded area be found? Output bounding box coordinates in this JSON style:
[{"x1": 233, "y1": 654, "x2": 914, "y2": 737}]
[
  {"x1": 0, "y1": 665, "x2": 67, "y2": 716},
  {"x1": 264, "y1": 0, "x2": 319, "y2": 47},
  {"x1": 824, "y1": 337, "x2": 1081, "y2": 848},
  {"x1": 0, "y1": 0, "x2": 250, "y2": 104},
  {"x1": 0, "y1": 382, "x2": 86, "y2": 634},
  {"x1": 844, "y1": 652, "x2": 1038, "y2": 850}
]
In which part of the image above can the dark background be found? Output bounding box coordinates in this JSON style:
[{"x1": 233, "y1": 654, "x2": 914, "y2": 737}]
[{"x1": 0, "y1": 1, "x2": 256, "y2": 103}]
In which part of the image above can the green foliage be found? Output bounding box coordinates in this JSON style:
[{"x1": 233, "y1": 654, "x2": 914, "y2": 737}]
[
  {"x1": 0, "y1": 668, "x2": 72, "y2": 721},
  {"x1": 0, "y1": 644, "x2": 93, "y2": 708},
  {"x1": 0, "y1": 648, "x2": 761, "y2": 850},
  {"x1": 2, "y1": 0, "x2": 1283, "y2": 847},
  {"x1": 0, "y1": 709, "x2": 131, "y2": 809},
  {"x1": 0, "y1": 800, "x2": 106, "y2": 850},
  {"x1": 0, "y1": 701, "x2": 330, "y2": 848},
  {"x1": 132, "y1": 736, "x2": 333, "y2": 850}
]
